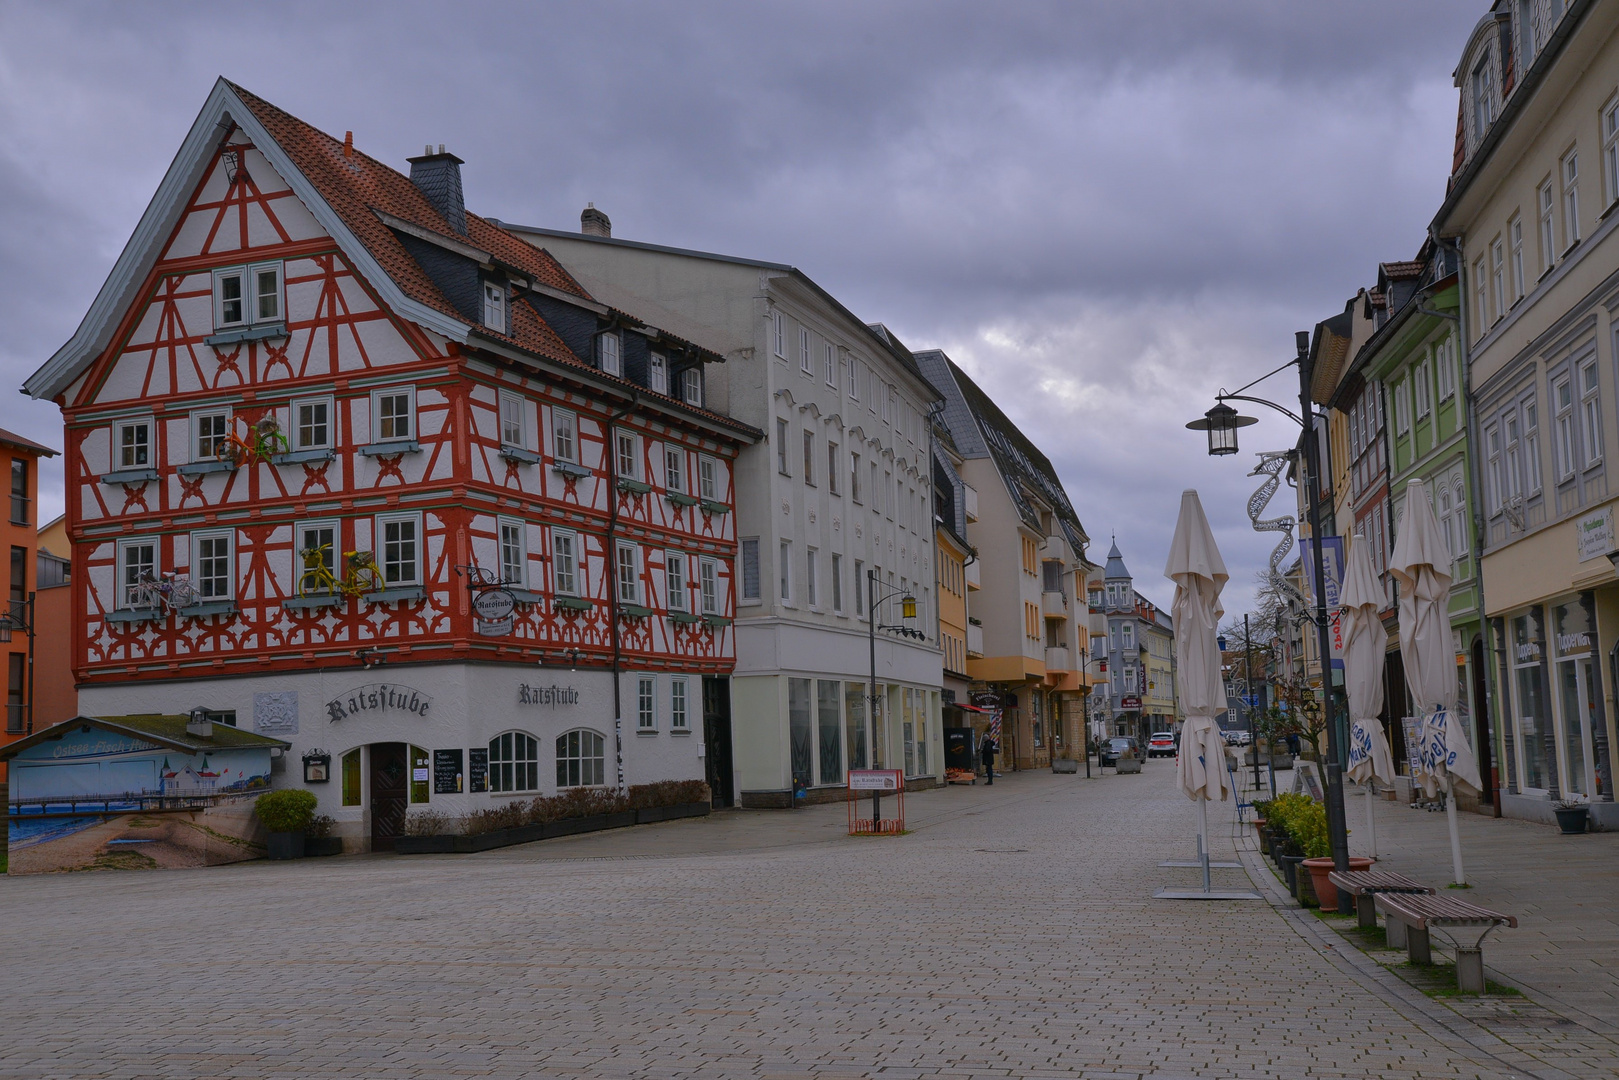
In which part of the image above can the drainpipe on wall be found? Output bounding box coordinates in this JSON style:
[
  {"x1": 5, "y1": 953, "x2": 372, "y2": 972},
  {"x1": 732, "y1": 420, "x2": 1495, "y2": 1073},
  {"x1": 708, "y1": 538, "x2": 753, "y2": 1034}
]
[{"x1": 605, "y1": 381, "x2": 638, "y2": 794}]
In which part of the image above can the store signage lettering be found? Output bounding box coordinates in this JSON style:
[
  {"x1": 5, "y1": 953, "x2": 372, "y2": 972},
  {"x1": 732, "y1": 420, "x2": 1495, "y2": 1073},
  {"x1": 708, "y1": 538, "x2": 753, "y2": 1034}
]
[
  {"x1": 1557, "y1": 632, "x2": 1591, "y2": 653},
  {"x1": 326, "y1": 683, "x2": 432, "y2": 723},
  {"x1": 1515, "y1": 642, "x2": 1540, "y2": 662},
  {"x1": 519, "y1": 683, "x2": 580, "y2": 707},
  {"x1": 1575, "y1": 507, "x2": 1615, "y2": 562}
]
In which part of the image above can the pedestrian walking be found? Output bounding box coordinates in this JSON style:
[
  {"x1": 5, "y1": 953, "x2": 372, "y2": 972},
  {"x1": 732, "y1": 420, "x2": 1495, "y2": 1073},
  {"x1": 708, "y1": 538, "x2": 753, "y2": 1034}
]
[{"x1": 980, "y1": 731, "x2": 998, "y2": 785}]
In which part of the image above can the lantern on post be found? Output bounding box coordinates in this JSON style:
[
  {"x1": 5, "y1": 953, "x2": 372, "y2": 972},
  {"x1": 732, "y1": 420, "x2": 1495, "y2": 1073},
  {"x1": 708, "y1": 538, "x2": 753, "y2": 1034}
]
[{"x1": 1185, "y1": 401, "x2": 1256, "y2": 457}]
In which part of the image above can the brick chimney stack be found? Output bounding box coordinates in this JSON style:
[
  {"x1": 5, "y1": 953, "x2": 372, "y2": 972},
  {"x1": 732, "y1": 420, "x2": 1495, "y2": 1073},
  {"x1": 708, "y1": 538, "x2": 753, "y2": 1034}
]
[
  {"x1": 407, "y1": 144, "x2": 467, "y2": 235},
  {"x1": 581, "y1": 202, "x2": 612, "y2": 238}
]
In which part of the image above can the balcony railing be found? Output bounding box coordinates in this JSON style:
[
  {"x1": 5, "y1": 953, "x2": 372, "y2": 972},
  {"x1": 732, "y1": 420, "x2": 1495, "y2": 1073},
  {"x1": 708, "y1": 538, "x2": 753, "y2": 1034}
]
[
  {"x1": 962, "y1": 484, "x2": 978, "y2": 523},
  {"x1": 966, "y1": 622, "x2": 984, "y2": 657},
  {"x1": 964, "y1": 558, "x2": 981, "y2": 590},
  {"x1": 1044, "y1": 646, "x2": 1070, "y2": 672},
  {"x1": 1041, "y1": 590, "x2": 1068, "y2": 619}
]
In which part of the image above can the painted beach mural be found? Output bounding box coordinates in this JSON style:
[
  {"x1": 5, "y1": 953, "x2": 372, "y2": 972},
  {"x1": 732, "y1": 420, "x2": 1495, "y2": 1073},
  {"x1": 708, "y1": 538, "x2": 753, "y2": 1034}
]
[{"x1": 4, "y1": 716, "x2": 288, "y2": 874}]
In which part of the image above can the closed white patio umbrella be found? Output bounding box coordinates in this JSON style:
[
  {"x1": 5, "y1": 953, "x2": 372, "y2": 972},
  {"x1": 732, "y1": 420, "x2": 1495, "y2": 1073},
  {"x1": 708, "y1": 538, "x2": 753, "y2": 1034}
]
[
  {"x1": 1157, "y1": 490, "x2": 1256, "y2": 900},
  {"x1": 1389, "y1": 478, "x2": 1483, "y2": 884},
  {"x1": 1341, "y1": 532, "x2": 1395, "y2": 858}
]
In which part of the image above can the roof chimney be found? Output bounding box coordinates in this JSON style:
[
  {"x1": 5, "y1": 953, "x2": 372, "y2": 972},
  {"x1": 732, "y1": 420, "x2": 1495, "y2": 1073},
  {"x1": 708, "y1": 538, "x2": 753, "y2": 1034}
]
[
  {"x1": 407, "y1": 146, "x2": 468, "y2": 235},
  {"x1": 581, "y1": 202, "x2": 611, "y2": 238}
]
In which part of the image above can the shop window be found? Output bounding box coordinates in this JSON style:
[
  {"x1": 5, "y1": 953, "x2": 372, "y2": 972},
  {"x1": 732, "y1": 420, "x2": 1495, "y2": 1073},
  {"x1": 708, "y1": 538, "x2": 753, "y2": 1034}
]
[
  {"x1": 341, "y1": 748, "x2": 362, "y2": 806},
  {"x1": 1510, "y1": 612, "x2": 1550, "y2": 791},
  {"x1": 788, "y1": 678, "x2": 813, "y2": 791},
  {"x1": 489, "y1": 731, "x2": 540, "y2": 793},
  {"x1": 556, "y1": 728, "x2": 606, "y2": 788},
  {"x1": 844, "y1": 682, "x2": 868, "y2": 770}
]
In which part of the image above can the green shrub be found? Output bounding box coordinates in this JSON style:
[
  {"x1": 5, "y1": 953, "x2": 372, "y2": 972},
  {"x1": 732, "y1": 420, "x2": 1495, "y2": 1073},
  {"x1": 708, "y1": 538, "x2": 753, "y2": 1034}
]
[
  {"x1": 306, "y1": 814, "x2": 335, "y2": 839},
  {"x1": 403, "y1": 808, "x2": 451, "y2": 836},
  {"x1": 255, "y1": 789, "x2": 318, "y2": 833}
]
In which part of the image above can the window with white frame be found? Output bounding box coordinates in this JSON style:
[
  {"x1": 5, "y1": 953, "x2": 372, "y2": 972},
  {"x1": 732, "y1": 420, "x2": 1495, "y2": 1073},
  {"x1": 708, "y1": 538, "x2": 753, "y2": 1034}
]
[
  {"x1": 482, "y1": 282, "x2": 506, "y2": 331},
  {"x1": 499, "y1": 518, "x2": 526, "y2": 587},
  {"x1": 666, "y1": 550, "x2": 687, "y2": 611},
  {"x1": 776, "y1": 419, "x2": 790, "y2": 475},
  {"x1": 293, "y1": 396, "x2": 332, "y2": 451},
  {"x1": 1605, "y1": 96, "x2": 1619, "y2": 207},
  {"x1": 1122, "y1": 622, "x2": 1134, "y2": 650},
  {"x1": 192, "y1": 407, "x2": 229, "y2": 462},
  {"x1": 1486, "y1": 423, "x2": 1503, "y2": 512},
  {"x1": 806, "y1": 547, "x2": 819, "y2": 607},
  {"x1": 378, "y1": 514, "x2": 419, "y2": 585},
  {"x1": 827, "y1": 441, "x2": 839, "y2": 495},
  {"x1": 298, "y1": 520, "x2": 336, "y2": 584},
  {"x1": 700, "y1": 556, "x2": 718, "y2": 614},
  {"x1": 114, "y1": 417, "x2": 152, "y2": 470},
  {"x1": 1524, "y1": 398, "x2": 1542, "y2": 494},
  {"x1": 850, "y1": 452, "x2": 862, "y2": 502},
  {"x1": 1394, "y1": 380, "x2": 1410, "y2": 434},
  {"x1": 824, "y1": 344, "x2": 837, "y2": 388},
  {"x1": 682, "y1": 366, "x2": 701, "y2": 408},
  {"x1": 599, "y1": 332, "x2": 622, "y2": 377},
  {"x1": 1474, "y1": 257, "x2": 1490, "y2": 332},
  {"x1": 883, "y1": 470, "x2": 892, "y2": 517},
  {"x1": 698, "y1": 455, "x2": 718, "y2": 501},
  {"x1": 616, "y1": 541, "x2": 640, "y2": 605},
  {"x1": 1562, "y1": 150, "x2": 1581, "y2": 249},
  {"x1": 1581, "y1": 359, "x2": 1602, "y2": 465},
  {"x1": 854, "y1": 559, "x2": 866, "y2": 616},
  {"x1": 499, "y1": 392, "x2": 525, "y2": 449},
  {"x1": 649, "y1": 353, "x2": 668, "y2": 395},
  {"x1": 830, "y1": 553, "x2": 842, "y2": 613},
  {"x1": 1506, "y1": 410, "x2": 1524, "y2": 501},
  {"x1": 1437, "y1": 339, "x2": 1456, "y2": 402},
  {"x1": 1539, "y1": 179, "x2": 1556, "y2": 273},
  {"x1": 1490, "y1": 237, "x2": 1505, "y2": 321},
  {"x1": 192, "y1": 530, "x2": 232, "y2": 601},
  {"x1": 1471, "y1": 54, "x2": 1495, "y2": 145},
  {"x1": 800, "y1": 327, "x2": 812, "y2": 374},
  {"x1": 665, "y1": 447, "x2": 684, "y2": 492},
  {"x1": 741, "y1": 537, "x2": 760, "y2": 601},
  {"x1": 552, "y1": 529, "x2": 578, "y2": 595},
  {"x1": 1440, "y1": 484, "x2": 1457, "y2": 559},
  {"x1": 213, "y1": 262, "x2": 282, "y2": 329},
  {"x1": 779, "y1": 540, "x2": 792, "y2": 602},
  {"x1": 1453, "y1": 479, "x2": 1469, "y2": 557},
  {"x1": 1510, "y1": 215, "x2": 1526, "y2": 302},
  {"x1": 1554, "y1": 376, "x2": 1575, "y2": 479},
  {"x1": 848, "y1": 358, "x2": 860, "y2": 400},
  {"x1": 118, "y1": 539, "x2": 156, "y2": 608},
  {"x1": 615, "y1": 430, "x2": 639, "y2": 481},
  {"x1": 885, "y1": 385, "x2": 896, "y2": 424},
  {"x1": 371, "y1": 387, "x2": 414, "y2": 443},
  {"x1": 490, "y1": 731, "x2": 541, "y2": 793},
  {"x1": 802, "y1": 430, "x2": 815, "y2": 486},
  {"x1": 553, "y1": 409, "x2": 577, "y2": 463},
  {"x1": 556, "y1": 729, "x2": 605, "y2": 787},
  {"x1": 772, "y1": 311, "x2": 786, "y2": 358},
  {"x1": 637, "y1": 677, "x2": 657, "y2": 731},
  {"x1": 669, "y1": 678, "x2": 689, "y2": 732}
]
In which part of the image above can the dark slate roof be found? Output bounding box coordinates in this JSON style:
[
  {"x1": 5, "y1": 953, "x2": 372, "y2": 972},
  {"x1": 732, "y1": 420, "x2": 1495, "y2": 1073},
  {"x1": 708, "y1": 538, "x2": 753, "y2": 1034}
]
[
  {"x1": 923, "y1": 350, "x2": 1088, "y2": 552},
  {"x1": 914, "y1": 349, "x2": 989, "y2": 459},
  {"x1": 1, "y1": 714, "x2": 291, "y2": 760},
  {"x1": 1104, "y1": 539, "x2": 1131, "y2": 581}
]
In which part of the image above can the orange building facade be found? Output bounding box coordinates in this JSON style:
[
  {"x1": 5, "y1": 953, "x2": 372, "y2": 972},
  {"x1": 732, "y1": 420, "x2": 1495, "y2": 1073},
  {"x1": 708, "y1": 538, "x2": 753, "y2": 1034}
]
[{"x1": 2, "y1": 428, "x2": 60, "y2": 778}]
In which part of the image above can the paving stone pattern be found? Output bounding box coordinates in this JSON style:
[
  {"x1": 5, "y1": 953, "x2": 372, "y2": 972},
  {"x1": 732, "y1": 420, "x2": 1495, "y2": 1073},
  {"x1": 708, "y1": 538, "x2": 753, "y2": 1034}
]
[{"x1": 0, "y1": 763, "x2": 1609, "y2": 1079}]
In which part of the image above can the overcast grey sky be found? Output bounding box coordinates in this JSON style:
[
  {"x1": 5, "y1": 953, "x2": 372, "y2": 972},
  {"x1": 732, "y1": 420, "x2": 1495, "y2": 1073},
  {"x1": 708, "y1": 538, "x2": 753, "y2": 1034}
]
[{"x1": 0, "y1": 0, "x2": 1482, "y2": 612}]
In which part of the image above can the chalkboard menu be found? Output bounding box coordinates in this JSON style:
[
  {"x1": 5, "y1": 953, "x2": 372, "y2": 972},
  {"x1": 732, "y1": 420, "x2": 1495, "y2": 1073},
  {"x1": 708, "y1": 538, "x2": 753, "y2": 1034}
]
[
  {"x1": 468, "y1": 747, "x2": 489, "y2": 793},
  {"x1": 433, "y1": 748, "x2": 464, "y2": 794}
]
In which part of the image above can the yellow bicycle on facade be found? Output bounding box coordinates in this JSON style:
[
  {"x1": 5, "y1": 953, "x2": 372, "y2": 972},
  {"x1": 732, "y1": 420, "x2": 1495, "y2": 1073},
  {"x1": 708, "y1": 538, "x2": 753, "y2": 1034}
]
[
  {"x1": 340, "y1": 550, "x2": 384, "y2": 597},
  {"x1": 298, "y1": 544, "x2": 340, "y2": 597}
]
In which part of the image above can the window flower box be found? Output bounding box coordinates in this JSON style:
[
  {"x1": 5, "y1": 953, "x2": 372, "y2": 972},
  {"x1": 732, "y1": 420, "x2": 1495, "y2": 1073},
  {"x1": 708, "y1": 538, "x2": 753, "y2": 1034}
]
[
  {"x1": 499, "y1": 445, "x2": 542, "y2": 465},
  {"x1": 177, "y1": 460, "x2": 237, "y2": 477},
  {"x1": 616, "y1": 478, "x2": 653, "y2": 494},
  {"x1": 359, "y1": 440, "x2": 421, "y2": 456},
  {"x1": 669, "y1": 611, "x2": 703, "y2": 625},
  {"x1": 100, "y1": 469, "x2": 160, "y2": 486},
  {"x1": 269, "y1": 448, "x2": 336, "y2": 466},
  {"x1": 204, "y1": 322, "x2": 286, "y2": 347},
  {"x1": 619, "y1": 604, "x2": 653, "y2": 619},
  {"x1": 554, "y1": 596, "x2": 592, "y2": 612},
  {"x1": 551, "y1": 461, "x2": 592, "y2": 479},
  {"x1": 700, "y1": 500, "x2": 730, "y2": 515},
  {"x1": 363, "y1": 587, "x2": 425, "y2": 604},
  {"x1": 666, "y1": 492, "x2": 701, "y2": 507}
]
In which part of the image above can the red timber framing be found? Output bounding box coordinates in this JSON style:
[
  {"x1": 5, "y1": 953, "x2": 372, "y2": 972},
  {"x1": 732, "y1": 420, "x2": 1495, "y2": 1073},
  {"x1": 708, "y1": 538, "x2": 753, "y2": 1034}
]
[{"x1": 36, "y1": 85, "x2": 759, "y2": 691}]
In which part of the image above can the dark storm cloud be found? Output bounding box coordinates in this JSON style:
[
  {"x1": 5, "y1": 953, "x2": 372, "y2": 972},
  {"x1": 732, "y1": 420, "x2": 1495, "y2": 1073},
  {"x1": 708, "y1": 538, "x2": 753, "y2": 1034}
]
[{"x1": 0, "y1": 0, "x2": 1483, "y2": 608}]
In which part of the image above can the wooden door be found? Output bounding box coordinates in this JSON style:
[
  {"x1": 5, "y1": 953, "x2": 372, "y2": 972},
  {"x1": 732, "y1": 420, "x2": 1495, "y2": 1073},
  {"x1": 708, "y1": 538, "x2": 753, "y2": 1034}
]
[{"x1": 370, "y1": 742, "x2": 408, "y2": 851}]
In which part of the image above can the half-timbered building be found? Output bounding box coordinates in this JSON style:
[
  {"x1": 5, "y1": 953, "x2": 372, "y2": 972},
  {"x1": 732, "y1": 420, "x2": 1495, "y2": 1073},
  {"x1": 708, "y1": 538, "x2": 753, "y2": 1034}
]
[{"x1": 23, "y1": 81, "x2": 759, "y2": 850}]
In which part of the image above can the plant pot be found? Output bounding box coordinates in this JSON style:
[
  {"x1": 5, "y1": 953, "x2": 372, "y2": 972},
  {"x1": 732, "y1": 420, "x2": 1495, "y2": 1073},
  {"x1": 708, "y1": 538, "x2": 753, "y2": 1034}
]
[
  {"x1": 1303, "y1": 856, "x2": 1372, "y2": 910},
  {"x1": 1279, "y1": 853, "x2": 1302, "y2": 894},
  {"x1": 1052, "y1": 758, "x2": 1079, "y2": 774},
  {"x1": 1555, "y1": 807, "x2": 1589, "y2": 834},
  {"x1": 266, "y1": 832, "x2": 305, "y2": 860},
  {"x1": 1296, "y1": 862, "x2": 1318, "y2": 907},
  {"x1": 305, "y1": 835, "x2": 344, "y2": 857}
]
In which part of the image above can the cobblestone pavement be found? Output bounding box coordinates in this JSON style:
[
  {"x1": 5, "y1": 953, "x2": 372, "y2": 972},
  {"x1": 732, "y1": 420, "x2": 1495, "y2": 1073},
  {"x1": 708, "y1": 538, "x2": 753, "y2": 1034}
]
[{"x1": 3, "y1": 761, "x2": 1613, "y2": 1079}]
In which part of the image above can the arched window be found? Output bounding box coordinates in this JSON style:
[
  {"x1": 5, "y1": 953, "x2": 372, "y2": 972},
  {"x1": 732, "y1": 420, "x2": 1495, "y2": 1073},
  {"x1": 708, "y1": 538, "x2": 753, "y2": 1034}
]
[
  {"x1": 489, "y1": 731, "x2": 539, "y2": 793},
  {"x1": 556, "y1": 728, "x2": 606, "y2": 788}
]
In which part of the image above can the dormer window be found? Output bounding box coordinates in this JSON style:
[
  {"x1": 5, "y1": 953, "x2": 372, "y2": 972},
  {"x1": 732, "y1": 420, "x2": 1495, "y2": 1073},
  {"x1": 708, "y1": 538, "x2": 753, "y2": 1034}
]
[
  {"x1": 1471, "y1": 53, "x2": 1495, "y2": 145},
  {"x1": 682, "y1": 367, "x2": 702, "y2": 406},
  {"x1": 599, "y1": 332, "x2": 622, "y2": 377},
  {"x1": 482, "y1": 281, "x2": 507, "y2": 331},
  {"x1": 649, "y1": 353, "x2": 668, "y2": 394}
]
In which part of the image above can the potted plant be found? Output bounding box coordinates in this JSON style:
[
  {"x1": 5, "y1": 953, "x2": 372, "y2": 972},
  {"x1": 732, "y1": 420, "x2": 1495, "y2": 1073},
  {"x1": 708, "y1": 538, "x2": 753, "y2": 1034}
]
[
  {"x1": 1553, "y1": 796, "x2": 1589, "y2": 835},
  {"x1": 1052, "y1": 753, "x2": 1079, "y2": 774},
  {"x1": 304, "y1": 814, "x2": 343, "y2": 857},
  {"x1": 255, "y1": 789, "x2": 318, "y2": 859}
]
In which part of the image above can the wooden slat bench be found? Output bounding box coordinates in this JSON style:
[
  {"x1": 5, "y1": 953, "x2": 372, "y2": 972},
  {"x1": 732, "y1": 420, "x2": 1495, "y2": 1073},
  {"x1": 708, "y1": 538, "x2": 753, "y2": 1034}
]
[
  {"x1": 1327, "y1": 869, "x2": 1434, "y2": 929},
  {"x1": 1374, "y1": 892, "x2": 1517, "y2": 993}
]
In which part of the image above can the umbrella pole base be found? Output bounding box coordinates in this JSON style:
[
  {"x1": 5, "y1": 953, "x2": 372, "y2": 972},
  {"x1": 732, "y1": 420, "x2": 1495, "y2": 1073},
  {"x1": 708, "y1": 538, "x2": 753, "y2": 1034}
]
[{"x1": 1153, "y1": 887, "x2": 1264, "y2": 900}]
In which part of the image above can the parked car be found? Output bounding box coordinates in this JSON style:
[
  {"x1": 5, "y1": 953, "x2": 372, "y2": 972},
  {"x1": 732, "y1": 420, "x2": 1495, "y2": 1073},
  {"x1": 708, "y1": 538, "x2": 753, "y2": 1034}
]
[
  {"x1": 1147, "y1": 732, "x2": 1177, "y2": 758},
  {"x1": 1100, "y1": 736, "x2": 1141, "y2": 767},
  {"x1": 1233, "y1": 730, "x2": 1253, "y2": 746}
]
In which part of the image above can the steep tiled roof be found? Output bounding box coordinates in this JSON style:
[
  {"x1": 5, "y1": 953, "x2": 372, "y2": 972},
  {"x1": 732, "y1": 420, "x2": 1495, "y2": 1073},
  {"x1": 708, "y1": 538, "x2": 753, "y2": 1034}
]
[
  {"x1": 231, "y1": 83, "x2": 589, "y2": 370},
  {"x1": 0, "y1": 426, "x2": 58, "y2": 457},
  {"x1": 1379, "y1": 260, "x2": 1425, "y2": 280}
]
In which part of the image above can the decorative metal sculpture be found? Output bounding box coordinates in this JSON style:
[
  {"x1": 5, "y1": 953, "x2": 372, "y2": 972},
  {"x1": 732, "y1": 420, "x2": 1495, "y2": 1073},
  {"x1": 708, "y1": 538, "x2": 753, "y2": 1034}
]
[{"x1": 1246, "y1": 451, "x2": 1296, "y2": 580}]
